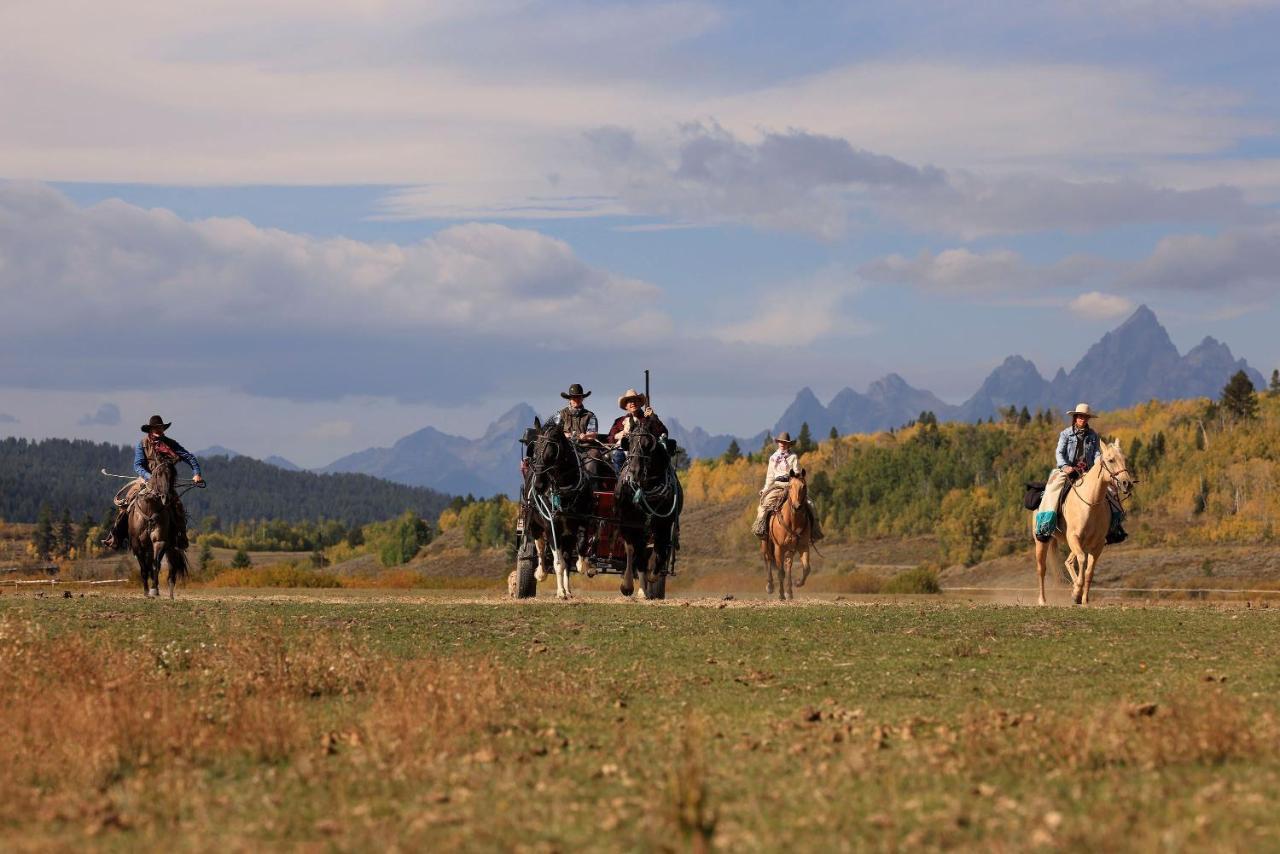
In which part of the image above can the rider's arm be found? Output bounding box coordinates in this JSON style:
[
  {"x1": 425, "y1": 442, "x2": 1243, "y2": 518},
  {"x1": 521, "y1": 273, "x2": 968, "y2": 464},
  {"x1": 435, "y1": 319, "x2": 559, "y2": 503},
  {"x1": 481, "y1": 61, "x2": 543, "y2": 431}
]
[
  {"x1": 1055, "y1": 430, "x2": 1071, "y2": 470},
  {"x1": 166, "y1": 439, "x2": 203, "y2": 478},
  {"x1": 133, "y1": 441, "x2": 150, "y2": 481},
  {"x1": 585, "y1": 412, "x2": 598, "y2": 437}
]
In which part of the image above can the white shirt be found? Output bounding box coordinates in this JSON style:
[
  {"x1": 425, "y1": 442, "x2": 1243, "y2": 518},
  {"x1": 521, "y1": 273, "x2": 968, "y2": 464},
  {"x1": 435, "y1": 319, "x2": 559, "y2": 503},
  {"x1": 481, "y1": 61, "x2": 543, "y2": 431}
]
[{"x1": 764, "y1": 449, "x2": 799, "y2": 489}]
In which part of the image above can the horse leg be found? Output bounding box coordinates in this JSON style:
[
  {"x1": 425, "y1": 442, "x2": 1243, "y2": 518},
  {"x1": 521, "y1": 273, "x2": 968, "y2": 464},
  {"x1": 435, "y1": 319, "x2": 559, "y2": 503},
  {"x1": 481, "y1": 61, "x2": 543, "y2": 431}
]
[
  {"x1": 553, "y1": 545, "x2": 569, "y2": 600},
  {"x1": 1081, "y1": 549, "x2": 1101, "y2": 606},
  {"x1": 135, "y1": 549, "x2": 151, "y2": 597},
  {"x1": 620, "y1": 535, "x2": 636, "y2": 598},
  {"x1": 774, "y1": 543, "x2": 787, "y2": 602},
  {"x1": 534, "y1": 534, "x2": 548, "y2": 582},
  {"x1": 1034, "y1": 539, "x2": 1050, "y2": 606},
  {"x1": 796, "y1": 545, "x2": 811, "y2": 588},
  {"x1": 762, "y1": 531, "x2": 775, "y2": 595}
]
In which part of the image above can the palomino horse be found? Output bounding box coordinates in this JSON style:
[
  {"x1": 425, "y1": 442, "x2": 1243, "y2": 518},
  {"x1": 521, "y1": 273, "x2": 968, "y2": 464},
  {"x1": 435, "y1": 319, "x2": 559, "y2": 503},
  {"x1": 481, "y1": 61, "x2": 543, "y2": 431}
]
[
  {"x1": 1034, "y1": 439, "x2": 1134, "y2": 606},
  {"x1": 762, "y1": 469, "x2": 812, "y2": 601},
  {"x1": 523, "y1": 419, "x2": 591, "y2": 600},
  {"x1": 127, "y1": 459, "x2": 189, "y2": 599},
  {"x1": 614, "y1": 421, "x2": 682, "y2": 600}
]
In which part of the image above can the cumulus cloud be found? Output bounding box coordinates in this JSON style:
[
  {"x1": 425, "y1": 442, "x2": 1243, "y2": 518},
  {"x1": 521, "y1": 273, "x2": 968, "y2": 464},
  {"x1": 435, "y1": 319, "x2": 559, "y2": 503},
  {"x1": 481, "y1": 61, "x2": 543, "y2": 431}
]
[
  {"x1": 77, "y1": 402, "x2": 121, "y2": 426},
  {"x1": 1068, "y1": 292, "x2": 1137, "y2": 320},
  {"x1": 711, "y1": 270, "x2": 871, "y2": 346},
  {"x1": 582, "y1": 125, "x2": 1267, "y2": 239},
  {"x1": 0, "y1": 182, "x2": 672, "y2": 401}
]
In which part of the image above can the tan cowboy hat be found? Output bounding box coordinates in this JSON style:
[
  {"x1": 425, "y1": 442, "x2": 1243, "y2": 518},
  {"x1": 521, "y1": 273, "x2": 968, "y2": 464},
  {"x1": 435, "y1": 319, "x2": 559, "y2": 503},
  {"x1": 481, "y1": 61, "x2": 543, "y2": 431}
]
[
  {"x1": 141, "y1": 414, "x2": 172, "y2": 433},
  {"x1": 1066, "y1": 403, "x2": 1097, "y2": 419},
  {"x1": 617, "y1": 388, "x2": 647, "y2": 409},
  {"x1": 772, "y1": 432, "x2": 794, "y2": 445}
]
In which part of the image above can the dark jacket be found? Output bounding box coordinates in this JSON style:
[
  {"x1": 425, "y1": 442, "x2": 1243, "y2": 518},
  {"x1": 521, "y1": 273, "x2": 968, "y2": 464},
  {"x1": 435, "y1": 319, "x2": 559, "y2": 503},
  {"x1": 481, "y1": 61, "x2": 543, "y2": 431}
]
[{"x1": 607, "y1": 412, "x2": 668, "y2": 445}]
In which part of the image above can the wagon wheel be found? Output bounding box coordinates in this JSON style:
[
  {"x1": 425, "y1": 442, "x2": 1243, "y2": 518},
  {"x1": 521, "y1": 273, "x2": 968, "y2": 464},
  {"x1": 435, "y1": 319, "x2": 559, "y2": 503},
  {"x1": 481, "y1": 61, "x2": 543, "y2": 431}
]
[{"x1": 515, "y1": 534, "x2": 538, "y2": 599}]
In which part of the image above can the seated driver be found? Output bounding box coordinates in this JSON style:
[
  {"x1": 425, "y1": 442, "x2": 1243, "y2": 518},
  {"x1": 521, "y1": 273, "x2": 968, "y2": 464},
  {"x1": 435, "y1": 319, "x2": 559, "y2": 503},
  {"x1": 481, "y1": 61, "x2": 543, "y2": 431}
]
[{"x1": 606, "y1": 388, "x2": 668, "y2": 470}]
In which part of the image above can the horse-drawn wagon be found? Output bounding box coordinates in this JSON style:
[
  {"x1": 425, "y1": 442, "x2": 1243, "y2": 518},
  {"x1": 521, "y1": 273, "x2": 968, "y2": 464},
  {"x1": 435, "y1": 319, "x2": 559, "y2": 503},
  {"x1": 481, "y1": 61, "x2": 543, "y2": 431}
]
[{"x1": 512, "y1": 419, "x2": 682, "y2": 601}]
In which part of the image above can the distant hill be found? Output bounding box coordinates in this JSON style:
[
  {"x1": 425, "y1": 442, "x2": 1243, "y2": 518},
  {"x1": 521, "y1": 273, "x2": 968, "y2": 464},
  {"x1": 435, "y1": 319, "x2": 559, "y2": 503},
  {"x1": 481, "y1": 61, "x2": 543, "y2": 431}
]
[
  {"x1": 0, "y1": 437, "x2": 448, "y2": 525},
  {"x1": 321, "y1": 403, "x2": 537, "y2": 498},
  {"x1": 197, "y1": 446, "x2": 302, "y2": 472},
  {"x1": 773, "y1": 306, "x2": 1266, "y2": 434}
]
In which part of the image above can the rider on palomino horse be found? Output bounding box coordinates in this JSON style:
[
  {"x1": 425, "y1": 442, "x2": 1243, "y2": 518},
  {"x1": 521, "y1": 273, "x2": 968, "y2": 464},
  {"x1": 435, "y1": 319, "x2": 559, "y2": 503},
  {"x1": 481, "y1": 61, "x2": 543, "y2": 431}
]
[
  {"x1": 752, "y1": 432, "x2": 823, "y2": 541},
  {"x1": 103, "y1": 415, "x2": 203, "y2": 550},
  {"x1": 607, "y1": 388, "x2": 668, "y2": 470},
  {"x1": 1034, "y1": 403, "x2": 1125, "y2": 543}
]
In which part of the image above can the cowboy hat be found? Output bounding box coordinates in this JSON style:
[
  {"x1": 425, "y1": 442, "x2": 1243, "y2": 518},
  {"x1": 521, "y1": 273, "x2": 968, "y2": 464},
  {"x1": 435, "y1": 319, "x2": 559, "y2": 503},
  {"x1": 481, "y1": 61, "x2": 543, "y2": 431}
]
[
  {"x1": 617, "y1": 388, "x2": 648, "y2": 409},
  {"x1": 772, "y1": 432, "x2": 795, "y2": 445},
  {"x1": 141, "y1": 414, "x2": 172, "y2": 433},
  {"x1": 1066, "y1": 403, "x2": 1097, "y2": 419},
  {"x1": 560, "y1": 383, "x2": 591, "y2": 400}
]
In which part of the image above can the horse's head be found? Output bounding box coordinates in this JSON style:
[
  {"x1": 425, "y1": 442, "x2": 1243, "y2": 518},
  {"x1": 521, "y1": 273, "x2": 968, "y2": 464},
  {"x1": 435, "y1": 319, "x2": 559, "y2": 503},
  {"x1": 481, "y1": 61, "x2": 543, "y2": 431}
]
[
  {"x1": 1099, "y1": 438, "x2": 1134, "y2": 498},
  {"x1": 787, "y1": 467, "x2": 807, "y2": 509},
  {"x1": 529, "y1": 419, "x2": 574, "y2": 492},
  {"x1": 622, "y1": 420, "x2": 669, "y2": 486},
  {"x1": 148, "y1": 460, "x2": 177, "y2": 506}
]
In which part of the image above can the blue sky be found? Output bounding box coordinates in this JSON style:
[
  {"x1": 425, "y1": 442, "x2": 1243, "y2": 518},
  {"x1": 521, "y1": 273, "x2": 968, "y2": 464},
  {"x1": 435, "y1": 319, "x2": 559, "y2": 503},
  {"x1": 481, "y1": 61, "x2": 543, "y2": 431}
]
[{"x1": 3, "y1": 1, "x2": 1279, "y2": 466}]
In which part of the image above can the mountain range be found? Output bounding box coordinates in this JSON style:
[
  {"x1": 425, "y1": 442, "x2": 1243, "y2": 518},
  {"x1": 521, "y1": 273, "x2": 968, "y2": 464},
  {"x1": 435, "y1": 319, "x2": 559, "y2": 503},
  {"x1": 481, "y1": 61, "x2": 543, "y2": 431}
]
[{"x1": 185, "y1": 306, "x2": 1265, "y2": 498}]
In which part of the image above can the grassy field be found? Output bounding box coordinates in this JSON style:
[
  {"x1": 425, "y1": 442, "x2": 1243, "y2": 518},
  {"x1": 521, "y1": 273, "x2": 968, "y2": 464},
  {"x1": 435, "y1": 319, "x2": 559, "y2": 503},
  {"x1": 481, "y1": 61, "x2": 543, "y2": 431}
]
[{"x1": 1, "y1": 590, "x2": 1278, "y2": 851}]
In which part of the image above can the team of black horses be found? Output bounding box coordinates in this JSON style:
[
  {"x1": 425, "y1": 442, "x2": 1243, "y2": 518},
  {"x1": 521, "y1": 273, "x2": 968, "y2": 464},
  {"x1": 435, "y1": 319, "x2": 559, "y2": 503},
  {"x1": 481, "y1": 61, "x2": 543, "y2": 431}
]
[{"x1": 515, "y1": 417, "x2": 682, "y2": 600}]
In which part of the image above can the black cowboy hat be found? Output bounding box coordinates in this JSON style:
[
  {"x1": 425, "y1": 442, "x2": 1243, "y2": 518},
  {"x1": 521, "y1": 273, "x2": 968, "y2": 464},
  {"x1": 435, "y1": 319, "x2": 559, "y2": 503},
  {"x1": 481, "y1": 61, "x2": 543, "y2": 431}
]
[
  {"x1": 141, "y1": 414, "x2": 171, "y2": 433},
  {"x1": 560, "y1": 383, "x2": 591, "y2": 399}
]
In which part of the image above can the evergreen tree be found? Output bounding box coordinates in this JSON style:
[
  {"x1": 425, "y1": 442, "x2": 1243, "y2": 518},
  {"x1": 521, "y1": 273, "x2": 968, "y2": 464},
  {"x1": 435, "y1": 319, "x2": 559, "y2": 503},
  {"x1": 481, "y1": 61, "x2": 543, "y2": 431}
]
[
  {"x1": 721, "y1": 439, "x2": 742, "y2": 463},
  {"x1": 346, "y1": 524, "x2": 365, "y2": 548},
  {"x1": 231, "y1": 548, "x2": 251, "y2": 569},
  {"x1": 796, "y1": 422, "x2": 815, "y2": 454},
  {"x1": 1220, "y1": 370, "x2": 1259, "y2": 421},
  {"x1": 76, "y1": 513, "x2": 96, "y2": 555},
  {"x1": 1270, "y1": 369, "x2": 1280, "y2": 397},
  {"x1": 1017, "y1": 406, "x2": 1031, "y2": 428},
  {"x1": 32, "y1": 505, "x2": 54, "y2": 559},
  {"x1": 198, "y1": 541, "x2": 214, "y2": 570},
  {"x1": 57, "y1": 508, "x2": 74, "y2": 556},
  {"x1": 828, "y1": 426, "x2": 839, "y2": 441}
]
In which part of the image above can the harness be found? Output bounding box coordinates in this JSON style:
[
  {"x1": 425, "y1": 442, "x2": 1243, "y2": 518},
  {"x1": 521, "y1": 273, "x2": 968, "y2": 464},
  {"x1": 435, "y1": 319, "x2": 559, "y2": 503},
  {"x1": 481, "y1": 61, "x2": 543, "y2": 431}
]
[{"x1": 618, "y1": 431, "x2": 681, "y2": 519}]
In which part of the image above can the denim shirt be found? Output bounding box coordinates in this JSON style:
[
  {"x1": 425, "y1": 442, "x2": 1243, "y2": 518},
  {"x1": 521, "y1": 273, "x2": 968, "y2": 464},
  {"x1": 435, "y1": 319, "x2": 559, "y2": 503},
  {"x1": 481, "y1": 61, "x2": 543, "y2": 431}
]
[
  {"x1": 134, "y1": 437, "x2": 202, "y2": 481},
  {"x1": 1055, "y1": 427, "x2": 1099, "y2": 470}
]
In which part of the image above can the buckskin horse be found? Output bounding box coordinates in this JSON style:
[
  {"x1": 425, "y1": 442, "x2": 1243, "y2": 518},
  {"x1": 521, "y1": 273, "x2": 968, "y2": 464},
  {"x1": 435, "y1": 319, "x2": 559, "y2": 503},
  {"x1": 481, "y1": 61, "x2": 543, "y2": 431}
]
[
  {"x1": 127, "y1": 458, "x2": 189, "y2": 599},
  {"x1": 614, "y1": 420, "x2": 682, "y2": 600},
  {"x1": 1034, "y1": 438, "x2": 1134, "y2": 606},
  {"x1": 523, "y1": 419, "x2": 591, "y2": 600},
  {"x1": 762, "y1": 468, "x2": 812, "y2": 601}
]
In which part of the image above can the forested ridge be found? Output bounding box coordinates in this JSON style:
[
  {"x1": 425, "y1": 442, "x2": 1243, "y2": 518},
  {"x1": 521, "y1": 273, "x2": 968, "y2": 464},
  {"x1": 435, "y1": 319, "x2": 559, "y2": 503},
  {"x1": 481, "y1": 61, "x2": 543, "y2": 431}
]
[{"x1": 0, "y1": 438, "x2": 450, "y2": 525}]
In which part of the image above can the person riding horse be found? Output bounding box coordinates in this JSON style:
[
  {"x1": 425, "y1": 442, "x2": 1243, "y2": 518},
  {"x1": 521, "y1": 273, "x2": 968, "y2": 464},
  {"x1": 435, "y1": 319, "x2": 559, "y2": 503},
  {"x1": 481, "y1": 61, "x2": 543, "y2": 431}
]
[
  {"x1": 1033, "y1": 403, "x2": 1125, "y2": 543},
  {"x1": 103, "y1": 415, "x2": 203, "y2": 550},
  {"x1": 606, "y1": 388, "x2": 668, "y2": 470},
  {"x1": 752, "y1": 432, "x2": 823, "y2": 541}
]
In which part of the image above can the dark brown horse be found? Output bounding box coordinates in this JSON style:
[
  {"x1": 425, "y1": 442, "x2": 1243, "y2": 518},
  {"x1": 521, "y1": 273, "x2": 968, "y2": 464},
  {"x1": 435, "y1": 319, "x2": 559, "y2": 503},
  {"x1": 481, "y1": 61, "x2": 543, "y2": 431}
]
[
  {"x1": 762, "y1": 468, "x2": 811, "y2": 601},
  {"x1": 522, "y1": 419, "x2": 591, "y2": 599},
  {"x1": 128, "y1": 459, "x2": 188, "y2": 599},
  {"x1": 614, "y1": 420, "x2": 682, "y2": 600}
]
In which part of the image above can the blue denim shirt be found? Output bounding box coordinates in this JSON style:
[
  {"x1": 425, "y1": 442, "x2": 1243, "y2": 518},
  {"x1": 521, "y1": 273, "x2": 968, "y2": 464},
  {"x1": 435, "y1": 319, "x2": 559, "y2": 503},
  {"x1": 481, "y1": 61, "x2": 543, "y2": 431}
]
[
  {"x1": 1055, "y1": 427, "x2": 1099, "y2": 470},
  {"x1": 134, "y1": 437, "x2": 202, "y2": 481}
]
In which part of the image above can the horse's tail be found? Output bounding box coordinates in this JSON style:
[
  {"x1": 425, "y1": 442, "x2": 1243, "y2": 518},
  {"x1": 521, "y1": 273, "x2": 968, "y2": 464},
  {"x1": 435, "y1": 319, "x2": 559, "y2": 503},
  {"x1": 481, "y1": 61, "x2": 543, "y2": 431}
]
[{"x1": 167, "y1": 546, "x2": 189, "y2": 581}]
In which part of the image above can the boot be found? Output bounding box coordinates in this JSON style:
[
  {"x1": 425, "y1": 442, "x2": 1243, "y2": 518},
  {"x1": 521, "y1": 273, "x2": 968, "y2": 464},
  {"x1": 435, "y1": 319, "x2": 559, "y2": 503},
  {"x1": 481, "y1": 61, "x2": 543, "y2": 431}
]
[
  {"x1": 752, "y1": 512, "x2": 768, "y2": 539},
  {"x1": 102, "y1": 510, "x2": 129, "y2": 551}
]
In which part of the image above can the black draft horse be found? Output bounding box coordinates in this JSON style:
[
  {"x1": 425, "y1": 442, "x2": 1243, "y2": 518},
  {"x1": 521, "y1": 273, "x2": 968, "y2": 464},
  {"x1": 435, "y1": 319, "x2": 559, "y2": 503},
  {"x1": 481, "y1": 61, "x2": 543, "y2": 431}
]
[
  {"x1": 614, "y1": 421, "x2": 682, "y2": 599},
  {"x1": 522, "y1": 419, "x2": 592, "y2": 599},
  {"x1": 127, "y1": 459, "x2": 189, "y2": 599}
]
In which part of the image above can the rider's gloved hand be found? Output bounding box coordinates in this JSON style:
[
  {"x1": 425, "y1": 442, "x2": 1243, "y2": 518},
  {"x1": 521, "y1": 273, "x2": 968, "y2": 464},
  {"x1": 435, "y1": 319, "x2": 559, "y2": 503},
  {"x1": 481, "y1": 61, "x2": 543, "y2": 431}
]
[
  {"x1": 643, "y1": 405, "x2": 654, "y2": 417},
  {"x1": 193, "y1": 474, "x2": 205, "y2": 484}
]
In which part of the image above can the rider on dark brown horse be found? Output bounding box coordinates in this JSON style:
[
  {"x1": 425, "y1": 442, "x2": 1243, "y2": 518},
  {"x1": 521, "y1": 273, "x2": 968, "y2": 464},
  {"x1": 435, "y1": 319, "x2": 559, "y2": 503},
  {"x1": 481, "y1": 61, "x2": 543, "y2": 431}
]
[{"x1": 103, "y1": 415, "x2": 204, "y2": 550}]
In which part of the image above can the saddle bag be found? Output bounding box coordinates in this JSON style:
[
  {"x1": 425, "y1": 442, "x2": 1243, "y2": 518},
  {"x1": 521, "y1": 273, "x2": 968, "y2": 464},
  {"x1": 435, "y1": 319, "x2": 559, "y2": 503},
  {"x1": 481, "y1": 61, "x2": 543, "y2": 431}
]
[{"x1": 1023, "y1": 481, "x2": 1046, "y2": 511}]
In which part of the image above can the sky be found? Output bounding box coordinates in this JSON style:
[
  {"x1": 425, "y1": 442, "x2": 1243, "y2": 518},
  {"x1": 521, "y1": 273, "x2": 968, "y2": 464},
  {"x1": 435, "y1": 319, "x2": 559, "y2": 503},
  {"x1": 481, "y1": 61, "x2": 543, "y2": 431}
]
[{"x1": 3, "y1": 0, "x2": 1280, "y2": 467}]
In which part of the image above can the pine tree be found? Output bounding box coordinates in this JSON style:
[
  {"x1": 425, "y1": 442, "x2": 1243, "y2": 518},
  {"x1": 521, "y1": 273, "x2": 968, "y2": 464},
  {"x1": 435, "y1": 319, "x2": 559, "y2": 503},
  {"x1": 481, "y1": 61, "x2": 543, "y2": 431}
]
[
  {"x1": 1220, "y1": 370, "x2": 1259, "y2": 421},
  {"x1": 721, "y1": 439, "x2": 742, "y2": 463},
  {"x1": 828, "y1": 426, "x2": 839, "y2": 441},
  {"x1": 198, "y1": 540, "x2": 214, "y2": 570},
  {"x1": 57, "y1": 508, "x2": 74, "y2": 557},
  {"x1": 1017, "y1": 406, "x2": 1031, "y2": 428},
  {"x1": 346, "y1": 524, "x2": 365, "y2": 548},
  {"x1": 33, "y1": 505, "x2": 54, "y2": 559},
  {"x1": 231, "y1": 548, "x2": 251, "y2": 569},
  {"x1": 1270, "y1": 369, "x2": 1280, "y2": 397},
  {"x1": 797, "y1": 422, "x2": 814, "y2": 454}
]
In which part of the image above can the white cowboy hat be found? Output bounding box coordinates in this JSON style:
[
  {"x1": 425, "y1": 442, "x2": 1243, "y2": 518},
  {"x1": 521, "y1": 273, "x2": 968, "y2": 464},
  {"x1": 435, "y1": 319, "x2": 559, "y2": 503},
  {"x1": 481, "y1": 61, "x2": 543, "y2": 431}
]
[
  {"x1": 1066, "y1": 403, "x2": 1097, "y2": 419},
  {"x1": 617, "y1": 388, "x2": 648, "y2": 409}
]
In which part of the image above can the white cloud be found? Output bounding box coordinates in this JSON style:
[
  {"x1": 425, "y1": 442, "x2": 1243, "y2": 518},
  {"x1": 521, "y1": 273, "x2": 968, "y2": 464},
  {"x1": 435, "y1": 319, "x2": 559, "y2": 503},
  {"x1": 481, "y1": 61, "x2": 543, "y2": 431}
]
[
  {"x1": 1121, "y1": 225, "x2": 1280, "y2": 293},
  {"x1": 1067, "y1": 292, "x2": 1137, "y2": 320},
  {"x1": 712, "y1": 270, "x2": 870, "y2": 346}
]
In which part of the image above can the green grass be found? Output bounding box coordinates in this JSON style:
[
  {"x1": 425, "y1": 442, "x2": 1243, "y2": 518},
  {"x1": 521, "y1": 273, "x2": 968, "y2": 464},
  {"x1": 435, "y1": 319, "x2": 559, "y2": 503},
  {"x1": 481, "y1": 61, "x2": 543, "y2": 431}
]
[{"x1": 2, "y1": 591, "x2": 1279, "y2": 850}]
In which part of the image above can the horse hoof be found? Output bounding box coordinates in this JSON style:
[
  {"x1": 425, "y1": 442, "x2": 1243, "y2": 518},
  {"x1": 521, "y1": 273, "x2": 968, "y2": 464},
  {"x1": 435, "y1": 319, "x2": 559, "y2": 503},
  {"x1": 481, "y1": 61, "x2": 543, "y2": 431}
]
[{"x1": 534, "y1": 569, "x2": 546, "y2": 582}]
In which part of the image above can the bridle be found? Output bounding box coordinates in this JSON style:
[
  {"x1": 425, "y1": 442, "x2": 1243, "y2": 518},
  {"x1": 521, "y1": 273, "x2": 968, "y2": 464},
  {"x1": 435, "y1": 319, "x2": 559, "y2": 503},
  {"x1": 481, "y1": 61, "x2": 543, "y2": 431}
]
[{"x1": 1069, "y1": 453, "x2": 1136, "y2": 507}]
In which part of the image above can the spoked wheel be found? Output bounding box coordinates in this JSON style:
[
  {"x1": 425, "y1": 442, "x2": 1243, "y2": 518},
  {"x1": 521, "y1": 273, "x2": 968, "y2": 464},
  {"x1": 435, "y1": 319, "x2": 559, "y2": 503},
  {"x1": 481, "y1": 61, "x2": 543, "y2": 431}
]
[{"x1": 515, "y1": 536, "x2": 538, "y2": 599}]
